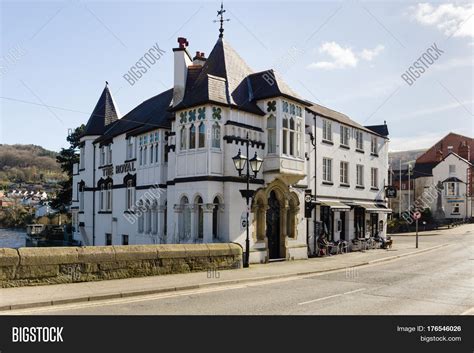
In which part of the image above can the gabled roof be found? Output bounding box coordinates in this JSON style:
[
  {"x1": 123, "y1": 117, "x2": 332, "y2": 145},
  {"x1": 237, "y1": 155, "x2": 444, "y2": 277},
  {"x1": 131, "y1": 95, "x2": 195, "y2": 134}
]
[
  {"x1": 442, "y1": 176, "x2": 464, "y2": 183},
  {"x1": 94, "y1": 88, "x2": 173, "y2": 144},
  {"x1": 83, "y1": 84, "x2": 120, "y2": 137},
  {"x1": 436, "y1": 151, "x2": 473, "y2": 166},
  {"x1": 306, "y1": 104, "x2": 387, "y2": 138}
]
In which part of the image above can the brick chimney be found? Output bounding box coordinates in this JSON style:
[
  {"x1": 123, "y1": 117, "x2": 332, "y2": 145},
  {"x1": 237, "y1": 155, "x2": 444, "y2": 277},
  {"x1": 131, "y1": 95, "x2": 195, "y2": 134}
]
[
  {"x1": 193, "y1": 51, "x2": 206, "y2": 66},
  {"x1": 172, "y1": 37, "x2": 192, "y2": 106},
  {"x1": 458, "y1": 141, "x2": 470, "y2": 161}
]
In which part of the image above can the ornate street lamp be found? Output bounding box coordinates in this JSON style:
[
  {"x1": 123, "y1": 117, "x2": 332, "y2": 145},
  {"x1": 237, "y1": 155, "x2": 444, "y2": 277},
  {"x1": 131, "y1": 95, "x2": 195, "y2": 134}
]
[{"x1": 232, "y1": 133, "x2": 263, "y2": 268}]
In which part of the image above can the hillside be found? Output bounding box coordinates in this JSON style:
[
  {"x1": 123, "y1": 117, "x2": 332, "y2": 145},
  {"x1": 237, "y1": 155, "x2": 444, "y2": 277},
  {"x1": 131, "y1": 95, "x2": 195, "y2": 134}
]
[
  {"x1": 0, "y1": 144, "x2": 65, "y2": 186},
  {"x1": 388, "y1": 149, "x2": 427, "y2": 170}
]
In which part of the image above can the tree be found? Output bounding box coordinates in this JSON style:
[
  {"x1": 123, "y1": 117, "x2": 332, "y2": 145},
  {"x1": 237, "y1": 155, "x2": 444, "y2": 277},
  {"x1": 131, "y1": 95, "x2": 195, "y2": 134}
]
[{"x1": 50, "y1": 125, "x2": 85, "y2": 211}]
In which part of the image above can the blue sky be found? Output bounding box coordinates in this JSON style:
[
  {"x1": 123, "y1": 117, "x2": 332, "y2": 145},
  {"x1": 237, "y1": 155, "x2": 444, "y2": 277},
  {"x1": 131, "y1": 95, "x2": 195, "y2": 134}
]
[{"x1": 1, "y1": 0, "x2": 472, "y2": 152}]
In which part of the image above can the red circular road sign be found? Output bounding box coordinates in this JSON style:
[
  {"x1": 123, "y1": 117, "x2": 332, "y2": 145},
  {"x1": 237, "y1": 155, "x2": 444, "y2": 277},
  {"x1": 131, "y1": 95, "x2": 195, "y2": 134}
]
[{"x1": 413, "y1": 211, "x2": 421, "y2": 220}]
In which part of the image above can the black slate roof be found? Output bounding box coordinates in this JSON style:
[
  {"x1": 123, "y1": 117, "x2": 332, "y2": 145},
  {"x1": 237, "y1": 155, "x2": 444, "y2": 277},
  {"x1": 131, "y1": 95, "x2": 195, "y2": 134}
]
[
  {"x1": 83, "y1": 84, "x2": 120, "y2": 136},
  {"x1": 94, "y1": 88, "x2": 173, "y2": 144},
  {"x1": 172, "y1": 38, "x2": 306, "y2": 115},
  {"x1": 365, "y1": 123, "x2": 389, "y2": 137}
]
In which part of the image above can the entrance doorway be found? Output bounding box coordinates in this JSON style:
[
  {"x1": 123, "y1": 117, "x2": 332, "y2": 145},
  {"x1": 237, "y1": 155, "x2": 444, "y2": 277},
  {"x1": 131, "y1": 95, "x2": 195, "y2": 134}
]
[
  {"x1": 340, "y1": 212, "x2": 346, "y2": 240},
  {"x1": 266, "y1": 191, "x2": 281, "y2": 259},
  {"x1": 370, "y1": 213, "x2": 378, "y2": 237}
]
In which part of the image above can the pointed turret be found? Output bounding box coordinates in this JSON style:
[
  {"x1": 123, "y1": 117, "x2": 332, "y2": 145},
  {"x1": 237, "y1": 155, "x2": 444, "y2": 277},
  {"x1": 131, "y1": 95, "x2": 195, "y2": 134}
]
[{"x1": 83, "y1": 82, "x2": 120, "y2": 136}]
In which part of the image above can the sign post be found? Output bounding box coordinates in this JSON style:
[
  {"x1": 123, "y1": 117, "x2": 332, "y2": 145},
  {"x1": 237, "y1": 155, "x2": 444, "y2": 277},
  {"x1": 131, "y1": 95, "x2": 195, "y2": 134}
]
[{"x1": 413, "y1": 211, "x2": 421, "y2": 248}]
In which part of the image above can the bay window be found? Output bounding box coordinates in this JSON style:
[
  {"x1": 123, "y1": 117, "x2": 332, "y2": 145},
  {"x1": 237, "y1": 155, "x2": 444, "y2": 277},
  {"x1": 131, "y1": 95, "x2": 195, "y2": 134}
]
[{"x1": 267, "y1": 115, "x2": 276, "y2": 153}]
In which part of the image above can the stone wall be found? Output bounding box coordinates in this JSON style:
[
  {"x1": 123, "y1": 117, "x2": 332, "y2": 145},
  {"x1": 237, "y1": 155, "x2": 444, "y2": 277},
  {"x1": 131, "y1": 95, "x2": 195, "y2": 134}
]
[{"x1": 0, "y1": 244, "x2": 242, "y2": 288}]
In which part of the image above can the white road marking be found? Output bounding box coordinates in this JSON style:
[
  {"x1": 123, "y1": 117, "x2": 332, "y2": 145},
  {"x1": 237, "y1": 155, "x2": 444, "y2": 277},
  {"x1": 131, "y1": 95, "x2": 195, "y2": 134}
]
[
  {"x1": 3, "y1": 243, "x2": 453, "y2": 315},
  {"x1": 298, "y1": 288, "x2": 367, "y2": 305}
]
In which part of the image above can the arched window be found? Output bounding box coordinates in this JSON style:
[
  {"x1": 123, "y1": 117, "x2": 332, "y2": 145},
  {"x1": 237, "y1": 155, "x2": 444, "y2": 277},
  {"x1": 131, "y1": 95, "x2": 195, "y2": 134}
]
[
  {"x1": 195, "y1": 196, "x2": 204, "y2": 239},
  {"x1": 179, "y1": 196, "x2": 190, "y2": 240},
  {"x1": 155, "y1": 144, "x2": 159, "y2": 163},
  {"x1": 189, "y1": 124, "x2": 196, "y2": 149},
  {"x1": 78, "y1": 181, "x2": 85, "y2": 211},
  {"x1": 143, "y1": 147, "x2": 147, "y2": 165},
  {"x1": 106, "y1": 182, "x2": 113, "y2": 211},
  {"x1": 282, "y1": 116, "x2": 289, "y2": 154},
  {"x1": 212, "y1": 123, "x2": 221, "y2": 148},
  {"x1": 152, "y1": 201, "x2": 158, "y2": 235},
  {"x1": 267, "y1": 115, "x2": 276, "y2": 153},
  {"x1": 150, "y1": 144, "x2": 154, "y2": 164},
  {"x1": 138, "y1": 201, "x2": 144, "y2": 233},
  {"x1": 100, "y1": 184, "x2": 105, "y2": 210},
  {"x1": 180, "y1": 126, "x2": 187, "y2": 150},
  {"x1": 289, "y1": 117, "x2": 295, "y2": 156},
  {"x1": 163, "y1": 201, "x2": 167, "y2": 236},
  {"x1": 145, "y1": 201, "x2": 152, "y2": 234},
  {"x1": 212, "y1": 197, "x2": 220, "y2": 239},
  {"x1": 198, "y1": 122, "x2": 206, "y2": 148},
  {"x1": 126, "y1": 179, "x2": 135, "y2": 210}
]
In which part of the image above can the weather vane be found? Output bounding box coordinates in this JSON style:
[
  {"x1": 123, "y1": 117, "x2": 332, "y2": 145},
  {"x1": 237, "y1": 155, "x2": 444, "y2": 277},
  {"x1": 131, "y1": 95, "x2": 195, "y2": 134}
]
[{"x1": 213, "y1": 2, "x2": 230, "y2": 38}]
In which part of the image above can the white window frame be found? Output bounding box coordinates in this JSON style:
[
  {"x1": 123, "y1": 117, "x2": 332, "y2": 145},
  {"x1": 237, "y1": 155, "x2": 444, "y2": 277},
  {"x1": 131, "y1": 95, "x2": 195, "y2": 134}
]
[
  {"x1": 340, "y1": 161, "x2": 349, "y2": 184},
  {"x1": 371, "y1": 136, "x2": 378, "y2": 154},
  {"x1": 356, "y1": 164, "x2": 364, "y2": 187},
  {"x1": 106, "y1": 182, "x2": 112, "y2": 211},
  {"x1": 340, "y1": 125, "x2": 349, "y2": 147},
  {"x1": 323, "y1": 158, "x2": 332, "y2": 183},
  {"x1": 371, "y1": 167, "x2": 378, "y2": 189},
  {"x1": 322, "y1": 119, "x2": 332, "y2": 142},
  {"x1": 355, "y1": 130, "x2": 364, "y2": 150}
]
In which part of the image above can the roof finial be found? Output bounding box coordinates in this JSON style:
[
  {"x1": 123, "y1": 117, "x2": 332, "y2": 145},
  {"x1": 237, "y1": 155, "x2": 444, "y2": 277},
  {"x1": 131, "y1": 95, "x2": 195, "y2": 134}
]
[
  {"x1": 214, "y1": 2, "x2": 230, "y2": 38},
  {"x1": 105, "y1": 81, "x2": 109, "y2": 86}
]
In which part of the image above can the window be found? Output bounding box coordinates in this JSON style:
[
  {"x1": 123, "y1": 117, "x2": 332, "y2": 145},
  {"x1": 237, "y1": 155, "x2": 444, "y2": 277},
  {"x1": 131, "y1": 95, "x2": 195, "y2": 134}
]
[
  {"x1": 126, "y1": 138, "x2": 134, "y2": 160},
  {"x1": 146, "y1": 203, "x2": 152, "y2": 234},
  {"x1": 371, "y1": 136, "x2": 378, "y2": 154},
  {"x1": 449, "y1": 165, "x2": 456, "y2": 174},
  {"x1": 107, "y1": 145, "x2": 112, "y2": 164},
  {"x1": 150, "y1": 144, "x2": 154, "y2": 164},
  {"x1": 198, "y1": 122, "x2": 205, "y2": 148},
  {"x1": 79, "y1": 146, "x2": 85, "y2": 169},
  {"x1": 143, "y1": 147, "x2": 147, "y2": 165},
  {"x1": 323, "y1": 158, "x2": 332, "y2": 182},
  {"x1": 105, "y1": 233, "x2": 112, "y2": 246},
  {"x1": 179, "y1": 196, "x2": 190, "y2": 240},
  {"x1": 163, "y1": 201, "x2": 167, "y2": 236},
  {"x1": 296, "y1": 120, "x2": 302, "y2": 157},
  {"x1": 267, "y1": 115, "x2": 276, "y2": 153},
  {"x1": 196, "y1": 196, "x2": 204, "y2": 239},
  {"x1": 446, "y1": 182, "x2": 459, "y2": 196},
  {"x1": 126, "y1": 179, "x2": 135, "y2": 210},
  {"x1": 356, "y1": 165, "x2": 364, "y2": 186},
  {"x1": 371, "y1": 168, "x2": 378, "y2": 189},
  {"x1": 282, "y1": 117, "x2": 288, "y2": 154},
  {"x1": 106, "y1": 182, "x2": 112, "y2": 210},
  {"x1": 100, "y1": 146, "x2": 106, "y2": 166},
  {"x1": 322, "y1": 119, "x2": 332, "y2": 142},
  {"x1": 340, "y1": 126, "x2": 350, "y2": 147},
  {"x1": 340, "y1": 161, "x2": 349, "y2": 184},
  {"x1": 138, "y1": 202, "x2": 144, "y2": 233},
  {"x1": 282, "y1": 101, "x2": 289, "y2": 113},
  {"x1": 212, "y1": 197, "x2": 220, "y2": 239},
  {"x1": 152, "y1": 206, "x2": 158, "y2": 235},
  {"x1": 122, "y1": 234, "x2": 129, "y2": 245},
  {"x1": 452, "y1": 203, "x2": 460, "y2": 214},
  {"x1": 189, "y1": 124, "x2": 196, "y2": 149},
  {"x1": 100, "y1": 184, "x2": 105, "y2": 210},
  {"x1": 212, "y1": 123, "x2": 221, "y2": 148},
  {"x1": 180, "y1": 126, "x2": 187, "y2": 150},
  {"x1": 155, "y1": 144, "x2": 159, "y2": 163},
  {"x1": 79, "y1": 185, "x2": 84, "y2": 211},
  {"x1": 355, "y1": 130, "x2": 363, "y2": 150}
]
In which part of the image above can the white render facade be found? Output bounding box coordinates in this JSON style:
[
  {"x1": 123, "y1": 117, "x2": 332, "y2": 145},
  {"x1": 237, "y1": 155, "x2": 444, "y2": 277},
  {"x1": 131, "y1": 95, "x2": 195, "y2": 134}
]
[{"x1": 71, "y1": 34, "x2": 390, "y2": 263}]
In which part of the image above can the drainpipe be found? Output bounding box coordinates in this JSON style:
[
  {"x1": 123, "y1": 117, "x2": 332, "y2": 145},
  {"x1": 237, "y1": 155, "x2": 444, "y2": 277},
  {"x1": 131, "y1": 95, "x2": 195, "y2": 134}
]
[
  {"x1": 92, "y1": 144, "x2": 96, "y2": 246},
  {"x1": 313, "y1": 114, "x2": 318, "y2": 256}
]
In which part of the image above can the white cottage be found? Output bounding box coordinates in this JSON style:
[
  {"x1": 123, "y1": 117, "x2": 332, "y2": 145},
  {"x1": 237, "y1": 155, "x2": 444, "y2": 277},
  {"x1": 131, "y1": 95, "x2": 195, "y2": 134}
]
[{"x1": 71, "y1": 27, "x2": 390, "y2": 263}]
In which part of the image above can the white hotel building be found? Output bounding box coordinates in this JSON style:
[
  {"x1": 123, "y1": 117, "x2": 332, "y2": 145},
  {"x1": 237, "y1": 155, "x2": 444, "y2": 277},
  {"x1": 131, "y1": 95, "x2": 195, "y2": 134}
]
[{"x1": 72, "y1": 31, "x2": 391, "y2": 263}]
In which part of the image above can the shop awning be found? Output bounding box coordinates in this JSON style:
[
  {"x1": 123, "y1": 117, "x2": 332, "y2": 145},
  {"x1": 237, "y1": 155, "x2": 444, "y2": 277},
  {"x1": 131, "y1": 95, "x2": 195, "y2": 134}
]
[
  {"x1": 355, "y1": 202, "x2": 392, "y2": 213},
  {"x1": 320, "y1": 200, "x2": 351, "y2": 210}
]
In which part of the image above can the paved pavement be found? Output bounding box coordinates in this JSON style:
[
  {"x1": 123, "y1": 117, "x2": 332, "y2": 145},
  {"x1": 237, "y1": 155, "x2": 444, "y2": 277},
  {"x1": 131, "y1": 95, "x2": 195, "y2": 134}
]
[{"x1": 1, "y1": 224, "x2": 472, "y2": 315}]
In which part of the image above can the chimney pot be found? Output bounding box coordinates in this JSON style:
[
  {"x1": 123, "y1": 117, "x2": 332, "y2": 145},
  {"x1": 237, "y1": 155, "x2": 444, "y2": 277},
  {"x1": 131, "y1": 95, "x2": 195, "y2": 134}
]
[{"x1": 177, "y1": 37, "x2": 189, "y2": 49}]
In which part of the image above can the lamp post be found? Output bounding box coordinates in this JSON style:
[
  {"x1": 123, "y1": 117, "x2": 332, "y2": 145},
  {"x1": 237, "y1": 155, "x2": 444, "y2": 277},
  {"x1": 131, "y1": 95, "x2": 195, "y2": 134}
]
[{"x1": 232, "y1": 132, "x2": 263, "y2": 268}]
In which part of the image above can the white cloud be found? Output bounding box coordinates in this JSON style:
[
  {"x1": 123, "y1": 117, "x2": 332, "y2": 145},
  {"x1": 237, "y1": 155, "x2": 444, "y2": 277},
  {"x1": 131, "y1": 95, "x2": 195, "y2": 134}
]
[
  {"x1": 411, "y1": 3, "x2": 474, "y2": 39},
  {"x1": 399, "y1": 99, "x2": 473, "y2": 119},
  {"x1": 359, "y1": 45, "x2": 385, "y2": 61},
  {"x1": 389, "y1": 132, "x2": 447, "y2": 152},
  {"x1": 307, "y1": 42, "x2": 384, "y2": 70}
]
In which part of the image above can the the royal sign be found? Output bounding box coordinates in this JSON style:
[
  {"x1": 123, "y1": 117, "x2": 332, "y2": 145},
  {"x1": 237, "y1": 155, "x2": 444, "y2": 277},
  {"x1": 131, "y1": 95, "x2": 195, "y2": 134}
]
[{"x1": 102, "y1": 162, "x2": 136, "y2": 177}]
